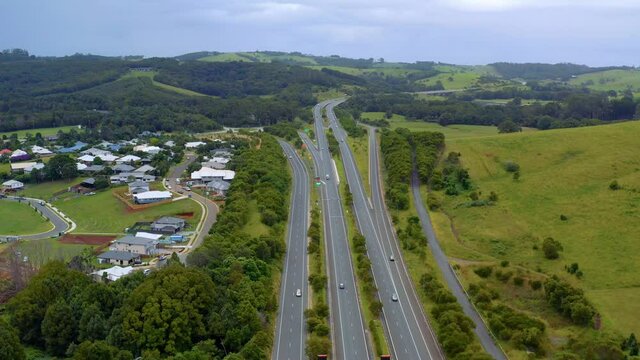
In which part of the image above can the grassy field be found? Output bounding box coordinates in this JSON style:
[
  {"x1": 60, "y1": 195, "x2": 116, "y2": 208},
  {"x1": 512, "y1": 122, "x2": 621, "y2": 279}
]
[
  {"x1": 570, "y1": 69, "x2": 640, "y2": 93},
  {"x1": 361, "y1": 112, "x2": 501, "y2": 139},
  {"x1": 17, "y1": 237, "x2": 92, "y2": 267},
  {"x1": 21, "y1": 179, "x2": 79, "y2": 200},
  {"x1": 431, "y1": 120, "x2": 640, "y2": 336},
  {"x1": 417, "y1": 71, "x2": 481, "y2": 89},
  {"x1": 241, "y1": 200, "x2": 271, "y2": 238},
  {"x1": 0, "y1": 125, "x2": 79, "y2": 139},
  {"x1": 54, "y1": 187, "x2": 202, "y2": 233},
  {"x1": 123, "y1": 70, "x2": 211, "y2": 97},
  {"x1": 199, "y1": 53, "x2": 252, "y2": 62},
  {"x1": 0, "y1": 201, "x2": 53, "y2": 235},
  {"x1": 347, "y1": 134, "x2": 370, "y2": 196}
]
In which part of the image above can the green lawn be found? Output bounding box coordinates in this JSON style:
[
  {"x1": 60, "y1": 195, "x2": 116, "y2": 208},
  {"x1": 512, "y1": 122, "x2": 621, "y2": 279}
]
[
  {"x1": 570, "y1": 69, "x2": 640, "y2": 92},
  {"x1": 362, "y1": 112, "x2": 501, "y2": 139},
  {"x1": 199, "y1": 53, "x2": 253, "y2": 62},
  {"x1": 0, "y1": 125, "x2": 79, "y2": 139},
  {"x1": 21, "y1": 179, "x2": 80, "y2": 200},
  {"x1": 417, "y1": 71, "x2": 481, "y2": 89},
  {"x1": 0, "y1": 201, "x2": 53, "y2": 235},
  {"x1": 123, "y1": 70, "x2": 212, "y2": 97},
  {"x1": 431, "y1": 120, "x2": 640, "y2": 336},
  {"x1": 241, "y1": 200, "x2": 271, "y2": 238},
  {"x1": 17, "y1": 237, "x2": 91, "y2": 267},
  {"x1": 54, "y1": 187, "x2": 202, "y2": 233}
]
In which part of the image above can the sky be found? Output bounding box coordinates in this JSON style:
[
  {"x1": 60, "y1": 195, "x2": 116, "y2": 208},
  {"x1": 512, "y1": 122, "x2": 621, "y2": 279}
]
[{"x1": 1, "y1": 0, "x2": 639, "y2": 66}]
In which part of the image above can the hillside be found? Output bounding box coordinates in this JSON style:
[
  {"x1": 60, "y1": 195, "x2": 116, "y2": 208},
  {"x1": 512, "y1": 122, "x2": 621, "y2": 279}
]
[
  {"x1": 570, "y1": 69, "x2": 640, "y2": 95},
  {"x1": 431, "y1": 121, "x2": 640, "y2": 337}
]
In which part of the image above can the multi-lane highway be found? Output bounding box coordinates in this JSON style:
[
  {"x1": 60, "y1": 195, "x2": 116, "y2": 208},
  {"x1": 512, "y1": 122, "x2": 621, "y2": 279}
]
[
  {"x1": 273, "y1": 140, "x2": 311, "y2": 360},
  {"x1": 325, "y1": 99, "x2": 445, "y2": 360},
  {"x1": 298, "y1": 102, "x2": 371, "y2": 360}
]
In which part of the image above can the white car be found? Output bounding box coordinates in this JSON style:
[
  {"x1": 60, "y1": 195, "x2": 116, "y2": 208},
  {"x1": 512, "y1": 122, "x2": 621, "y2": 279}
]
[
  {"x1": 389, "y1": 255, "x2": 395, "y2": 262},
  {"x1": 296, "y1": 289, "x2": 302, "y2": 297},
  {"x1": 339, "y1": 283, "x2": 345, "y2": 289},
  {"x1": 391, "y1": 293, "x2": 398, "y2": 302}
]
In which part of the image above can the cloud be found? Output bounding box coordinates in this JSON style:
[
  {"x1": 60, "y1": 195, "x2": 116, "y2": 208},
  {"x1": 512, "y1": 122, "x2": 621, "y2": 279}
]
[{"x1": 307, "y1": 24, "x2": 383, "y2": 43}]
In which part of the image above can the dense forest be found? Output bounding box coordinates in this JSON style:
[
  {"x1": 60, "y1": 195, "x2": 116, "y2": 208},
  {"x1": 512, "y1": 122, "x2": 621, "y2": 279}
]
[{"x1": 2, "y1": 134, "x2": 290, "y2": 359}]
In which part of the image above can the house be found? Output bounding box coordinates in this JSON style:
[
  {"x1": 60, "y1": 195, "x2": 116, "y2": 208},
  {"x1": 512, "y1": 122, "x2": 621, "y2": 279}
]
[
  {"x1": 116, "y1": 155, "x2": 141, "y2": 164},
  {"x1": 79, "y1": 165, "x2": 105, "y2": 173},
  {"x1": 91, "y1": 265, "x2": 134, "y2": 282},
  {"x1": 0, "y1": 149, "x2": 11, "y2": 156},
  {"x1": 96, "y1": 154, "x2": 119, "y2": 163},
  {"x1": 97, "y1": 251, "x2": 141, "y2": 266},
  {"x1": 24, "y1": 163, "x2": 45, "y2": 173},
  {"x1": 185, "y1": 141, "x2": 206, "y2": 149},
  {"x1": 112, "y1": 164, "x2": 135, "y2": 173},
  {"x1": 164, "y1": 140, "x2": 175, "y2": 148},
  {"x1": 57, "y1": 141, "x2": 88, "y2": 154},
  {"x1": 31, "y1": 145, "x2": 53, "y2": 157},
  {"x1": 10, "y1": 162, "x2": 37, "y2": 173},
  {"x1": 110, "y1": 236, "x2": 158, "y2": 255},
  {"x1": 134, "y1": 164, "x2": 155, "y2": 174},
  {"x1": 2, "y1": 180, "x2": 24, "y2": 190},
  {"x1": 128, "y1": 181, "x2": 150, "y2": 194},
  {"x1": 213, "y1": 149, "x2": 233, "y2": 158},
  {"x1": 45, "y1": 135, "x2": 58, "y2": 142},
  {"x1": 77, "y1": 154, "x2": 95, "y2": 164},
  {"x1": 133, "y1": 145, "x2": 162, "y2": 154},
  {"x1": 110, "y1": 172, "x2": 155, "y2": 184},
  {"x1": 151, "y1": 217, "x2": 186, "y2": 233},
  {"x1": 81, "y1": 178, "x2": 96, "y2": 188},
  {"x1": 206, "y1": 179, "x2": 231, "y2": 195},
  {"x1": 82, "y1": 147, "x2": 113, "y2": 157},
  {"x1": 10, "y1": 150, "x2": 30, "y2": 162},
  {"x1": 210, "y1": 156, "x2": 230, "y2": 164},
  {"x1": 201, "y1": 161, "x2": 226, "y2": 170},
  {"x1": 135, "y1": 232, "x2": 163, "y2": 240},
  {"x1": 133, "y1": 191, "x2": 171, "y2": 204},
  {"x1": 77, "y1": 163, "x2": 88, "y2": 171},
  {"x1": 191, "y1": 167, "x2": 236, "y2": 182}
]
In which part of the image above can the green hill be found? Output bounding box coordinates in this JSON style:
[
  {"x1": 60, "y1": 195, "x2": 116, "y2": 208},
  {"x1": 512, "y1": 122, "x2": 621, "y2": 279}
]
[
  {"x1": 570, "y1": 69, "x2": 640, "y2": 95},
  {"x1": 432, "y1": 121, "x2": 640, "y2": 337}
]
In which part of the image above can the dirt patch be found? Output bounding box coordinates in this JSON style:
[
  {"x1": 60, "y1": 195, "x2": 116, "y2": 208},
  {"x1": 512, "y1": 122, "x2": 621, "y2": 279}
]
[
  {"x1": 59, "y1": 234, "x2": 116, "y2": 246},
  {"x1": 176, "y1": 212, "x2": 194, "y2": 219}
]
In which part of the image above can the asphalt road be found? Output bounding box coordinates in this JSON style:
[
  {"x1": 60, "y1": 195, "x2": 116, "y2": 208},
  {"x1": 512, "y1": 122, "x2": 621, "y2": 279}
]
[
  {"x1": 299, "y1": 101, "x2": 371, "y2": 360},
  {"x1": 410, "y1": 170, "x2": 507, "y2": 359},
  {"x1": 0, "y1": 196, "x2": 70, "y2": 240},
  {"x1": 326, "y1": 99, "x2": 444, "y2": 360},
  {"x1": 273, "y1": 140, "x2": 310, "y2": 360},
  {"x1": 165, "y1": 153, "x2": 218, "y2": 263}
]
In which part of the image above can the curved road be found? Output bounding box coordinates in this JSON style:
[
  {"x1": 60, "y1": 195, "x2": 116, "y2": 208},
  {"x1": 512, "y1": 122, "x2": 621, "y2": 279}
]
[
  {"x1": 273, "y1": 140, "x2": 310, "y2": 360},
  {"x1": 0, "y1": 196, "x2": 70, "y2": 240},
  {"x1": 326, "y1": 100, "x2": 444, "y2": 360}
]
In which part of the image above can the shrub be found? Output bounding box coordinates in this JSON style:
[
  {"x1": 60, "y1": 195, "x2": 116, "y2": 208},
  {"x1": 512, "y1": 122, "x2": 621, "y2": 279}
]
[
  {"x1": 513, "y1": 276, "x2": 524, "y2": 286},
  {"x1": 495, "y1": 270, "x2": 513, "y2": 283},
  {"x1": 530, "y1": 280, "x2": 542, "y2": 290},
  {"x1": 609, "y1": 180, "x2": 621, "y2": 190},
  {"x1": 474, "y1": 266, "x2": 493, "y2": 278},
  {"x1": 488, "y1": 191, "x2": 499, "y2": 202},
  {"x1": 542, "y1": 237, "x2": 563, "y2": 259},
  {"x1": 503, "y1": 161, "x2": 520, "y2": 173},
  {"x1": 427, "y1": 192, "x2": 442, "y2": 211},
  {"x1": 500, "y1": 260, "x2": 510, "y2": 267}
]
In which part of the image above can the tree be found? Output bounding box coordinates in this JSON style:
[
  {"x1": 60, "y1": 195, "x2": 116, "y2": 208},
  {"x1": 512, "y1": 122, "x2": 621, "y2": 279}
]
[
  {"x1": 542, "y1": 237, "x2": 563, "y2": 259},
  {"x1": 73, "y1": 340, "x2": 133, "y2": 360},
  {"x1": 498, "y1": 119, "x2": 521, "y2": 133},
  {"x1": 45, "y1": 154, "x2": 78, "y2": 180},
  {"x1": 42, "y1": 300, "x2": 76, "y2": 356},
  {"x1": 306, "y1": 335, "x2": 331, "y2": 359},
  {"x1": 0, "y1": 319, "x2": 26, "y2": 360},
  {"x1": 609, "y1": 180, "x2": 621, "y2": 190},
  {"x1": 94, "y1": 178, "x2": 109, "y2": 190}
]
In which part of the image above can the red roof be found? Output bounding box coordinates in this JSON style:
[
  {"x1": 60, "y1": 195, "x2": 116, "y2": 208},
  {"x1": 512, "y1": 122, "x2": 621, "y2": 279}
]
[{"x1": 0, "y1": 149, "x2": 12, "y2": 155}]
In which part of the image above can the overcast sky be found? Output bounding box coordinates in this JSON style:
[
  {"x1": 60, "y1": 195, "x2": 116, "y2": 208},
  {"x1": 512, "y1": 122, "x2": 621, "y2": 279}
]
[{"x1": 1, "y1": 0, "x2": 639, "y2": 66}]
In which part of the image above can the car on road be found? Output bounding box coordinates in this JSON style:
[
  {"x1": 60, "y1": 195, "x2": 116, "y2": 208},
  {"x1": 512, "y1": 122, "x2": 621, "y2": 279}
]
[
  {"x1": 184, "y1": 186, "x2": 191, "y2": 191},
  {"x1": 158, "y1": 255, "x2": 167, "y2": 261},
  {"x1": 389, "y1": 255, "x2": 395, "y2": 262},
  {"x1": 325, "y1": 174, "x2": 330, "y2": 180},
  {"x1": 39, "y1": 200, "x2": 45, "y2": 206},
  {"x1": 289, "y1": 155, "x2": 292, "y2": 159},
  {"x1": 339, "y1": 283, "x2": 345, "y2": 289},
  {"x1": 295, "y1": 289, "x2": 302, "y2": 297},
  {"x1": 391, "y1": 293, "x2": 398, "y2": 302}
]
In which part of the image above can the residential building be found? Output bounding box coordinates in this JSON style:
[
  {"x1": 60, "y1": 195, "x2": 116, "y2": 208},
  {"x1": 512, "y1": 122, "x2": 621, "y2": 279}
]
[
  {"x1": 201, "y1": 161, "x2": 226, "y2": 170},
  {"x1": 79, "y1": 165, "x2": 105, "y2": 173},
  {"x1": 91, "y1": 265, "x2": 134, "y2": 282},
  {"x1": 10, "y1": 150, "x2": 30, "y2": 162},
  {"x1": 133, "y1": 190, "x2": 172, "y2": 204},
  {"x1": 191, "y1": 167, "x2": 235, "y2": 182},
  {"x1": 110, "y1": 172, "x2": 155, "y2": 184},
  {"x1": 112, "y1": 164, "x2": 135, "y2": 173},
  {"x1": 57, "y1": 141, "x2": 88, "y2": 154},
  {"x1": 185, "y1": 141, "x2": 206, "y2": 149},
  {"x1": 82, "y1": 147, "x2": 113, "y2": 157},
  {"x1": 24, "y1": 163, "x2": 45, "y2": 173},
  {"x1": 135, "y1": 232, "x2": 163, "y2": 240},
  {"x1": 134, "y1": 164, "x2": 155, "y2": 174},
  {"x1": 110, "y1": 236, "x2": 158, "y2": 255},
  {"x1": 133, "y1": 145, "x2": 162, "y2": 154},
  {"x1": 97, "y1": 251, "x2": 140, "y2": 266},
  {"x1": 206, "y1": 179, "x2": 231, "y2": 196},
  {"x1": 31, "y1": 145, "x2": 53, "y2": 156},
  {"x1": 77, "y1": 154, "x2": 96, "y2": 164},
  {"x1": 2, "y1": 180, "x2": 24, "y2": 190},
  {"x1": 164, "y1": 140, "x2": 175, "y2": 148},
  {"x1": 81, "y1": 178, "x2": 96, "y2": 188},
  {"x1": 10, "y1": 162, "x2": 37, "y2": 173},
  {"x1": 0, "y1": 149, "x2": 12, "y2": 156},
  {"x1": 151, "y1": 216, "x2": 186, "y2": 233},
  {"x1": 128, "y1": 181, "x2": 150, "y2": 194},
  {"x1": 76, "y1": 163, "x2": 88, "y2": 171},
  {"x1": 116, "y1": 155, "x2": 141, "y2": 164}
]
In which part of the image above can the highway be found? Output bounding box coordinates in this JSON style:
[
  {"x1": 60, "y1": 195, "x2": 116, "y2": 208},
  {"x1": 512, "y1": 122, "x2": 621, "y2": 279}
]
[
  {"x1": 410, "y1": 170, "x2": 507, "y2": 359},
  {"x1": 299, "y1": 101, "x2": 371, "y2": 360},
  {"x1": 273, "y1": 140, "x2": 310, "y2": 360},
  {"x1": 325, "y1": 99, "x2": 445, "y2": 360},
  {"x1": 0, "y1": 196, "x2": 71, "y2": 240}
]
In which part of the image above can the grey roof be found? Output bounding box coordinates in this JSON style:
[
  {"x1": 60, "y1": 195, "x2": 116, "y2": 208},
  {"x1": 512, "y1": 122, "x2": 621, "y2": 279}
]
[
  {"x1": 113, "y1": 164, "x2": 135, "y2": 172},
  {"x1": 97, "y1": 250, "x2": 139, "y2": 261},
  {"x1": 81, "y1": 165, "x2": 105, "y2": 172},
  {"x1": 153, "y1": 216, "x2": 185, "y2": 225},
  {"x1": 82, "y1": 178, "x2": 96, "y2": 185},
  {"x1": 206, "y1": 179, "x2": 231, "y2": 191},
  {"x1": 128, "y1": 180, "x2": 149, "y2": 188},
  {"x1": 115, "y1": 236, "x2": 157, "y2": 246},
  {"x1": 135, "y1": 165, "x2": 155, "y2": 173}
]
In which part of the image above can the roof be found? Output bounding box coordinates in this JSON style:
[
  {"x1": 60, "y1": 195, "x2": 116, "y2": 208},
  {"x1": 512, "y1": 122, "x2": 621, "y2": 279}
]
[
  {"x1": 82, "y1": 178, "x2": 96, "y2": 185},
  {"x1": 91, "y1": 266, "x2": 134, "y2": 281},
  {"x1": 2, "y1": 180, "x2": 24, "y2": 187},
  {"x1": 115, "y1": 236, "x2": 158, "y2": 246},
  {"x1": 133, "y1": 191, "x2": 172, "y2": 201},
  {"x1": 128, "y1": 180, "x2": 149, "y2": 188},
  {"x1": 31, "y1": 145, "x2": 53, "y2": 155},
  {"x1": 153, "y1": 216, "x2": 185, "y2": 225},
  {"x1": 185, "y1": 141, "x2": 206, "y2": 148},
  {"x1": 191, "y1": 167, "x2": 236, "y2": 181},
  {"x1": 10, "y1": 149, "x2": 28, "y2": 157},
  {"x1": 25, "y1": 163, "x2": 45, "y2": 172},
  {"x1": 135, "y1": 232, "x2": 163, "y2": 240},
  {"x1": 77, "y1": 163, "x2": 88, "y2": 171},
  {"x1": 117, "y1": 155, "x2": 141, "y2": 162},
  {"x1": 113, "y1": 164, "x2": 135, "y2": 172},
  {"x1": 10, "y1": 162, "x2": 37, "y2": 171},
  {"x1": 207, "y1": 179, "x2": 231, "y2": 191},
  {"x1": 96, "y1": 154, "x2": 118, "y2": 162},
  {"x1": 81, "y1": 165, "x2": 105, "y2": 172},
  {"x1": 0, "y1": 149, "x2": 12, "y2": 155},
  {"x1": 58, "y1": 141, "x2": 88, "y2": 153},
  {"x1": 134, "y1": 165, "x2": 155, "y2": 173},
  {"x1": 97, "y1": 251, "x2": 140, "y2": 261},
  {"x1": 78, "y1": 154, "x2": 95, "y2": 162}
]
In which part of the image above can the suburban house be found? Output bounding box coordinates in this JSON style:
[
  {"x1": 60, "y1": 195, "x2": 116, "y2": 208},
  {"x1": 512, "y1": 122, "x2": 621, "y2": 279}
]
[
  {"x1": 10, "y1": 162, "x2": 37, "y2": 173},
  {"x1": 2, "y1": 180, "x2": 24, "y2": 190},
  {"x1": 201, "y1": 160, "x2": 226, "y2": 170},
  {"x1": 0, "y1": 149, "x2": 12, "y2": 156},
  {"x1": 151, "y1": 216, "x2": 186, "y2": 233},
  {"x1": 24, "y1": 163, "x2": 45, "y2": 173},
  {"x1": 110, "y1": 236, "x2": 158, "y2": 255},
  {"x1": 206, "y1": 179, "x2": 231, "y2": 196},
  {"x1": 117, "y1": 155, "x2": 141, "y2": 164},
  {"x1": 76, "y1": 163, "x2": 88, "y2": 171},
  {"x1": 134, "y1": 164, "x2": 155, "y2": 174},
  {"x1": 57, "y1": 141, "x2": 88, "y2": 153},
  {"x1": 133, "y1": 190, "x2": 172, "y2": 204},
  {"x1": 97, "y1": 251, "x2": 140, "y2": 266},
  {"x1": 82, "y1": 147, "x2": 113, "y2": 157},
  {"x1": 112, "y1": 164, "x2": 135, "y2": 173},
  {"x1": 79, "y1": 165, "x2": 105, "y2": 173},
  {"x1": 10, "y1": 150, "x2": 30, "y2": 162},
  {"x1": 81, "y1": 178, "x2": 96, "y2": 188},
  {"x1": 77, "y1": 154, "x2": 96, "y2": 164},
  {"x1": 191, "y1": 167, "x2": 236, "y2": 183},
  {"x1": 164, "y1": 140, "x2": 175, "y2": 148},
  {"x1": 91, "y1": 265, "x2": 134, "y2": 282},
  {"x1": 31, "y1": 145, "x2": 53, "y2": 157},
  {"x1": 128, "y1": 181, "x2": 150, "y2": 194},
  {"x1": 185, "y1": 141, "x2": 206, "y2": 149},
  {"x1": 133, "y1": 145, "x2": 162, "y2": 154},
  {"x1": 110, "y1": 172, "x2": 155, "y2": 184}
]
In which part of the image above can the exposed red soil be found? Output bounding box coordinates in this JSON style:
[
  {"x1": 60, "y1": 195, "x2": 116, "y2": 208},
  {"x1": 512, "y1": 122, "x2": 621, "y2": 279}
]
[{"x1": 59, "y1": 234, "x2": 116, "y2": 246}]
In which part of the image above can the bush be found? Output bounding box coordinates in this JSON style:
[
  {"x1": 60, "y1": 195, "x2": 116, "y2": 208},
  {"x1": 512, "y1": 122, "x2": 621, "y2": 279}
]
[
  {"x1": 500, "y1": 260, "x2": 510, "y2": 267},
  {"x1": 560, "y1": 214, "x2": 568, "y2": 221},
  {"x1": 542, "y1": 237, "x2": 563, "y2": 259},
  {"x1": 609, "y1": 180, "x2": 621, "y2": 190},
  {"x1": 529, "y1": 280, "x2": 542, "y2": 290},
  {"x1": 427, "y1": 192, "x2": 442, "y2": 210},
  {"x1": 495, "y1": 270, "x2": 513, "y2": 283},
  {"x1": 503, "y1": 161, "x2": 520, "y2": 173},
  {"x1": 513, "y1": 276, "x2": 524, "y2": 286},
  {"x1": 544, "y1": 276, "x2": 596, "y2": 326},
  {"x1": 474, "y1": 266, "x2": 493, "y2": 278},
  {"x1": 488, "y1": 191, "x2": 499, "y2": 202}
]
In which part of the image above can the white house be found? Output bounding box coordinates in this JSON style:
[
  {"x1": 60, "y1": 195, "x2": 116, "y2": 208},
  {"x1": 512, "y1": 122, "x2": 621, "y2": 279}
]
[
  {"x1": 96, "y1": 154, "x2": 119, "y2": 163},
  {"x1": 2, "y1": 180, "x2": 24, "y2": 190},
  {"x1": 110, "y1": 236, "x2": 158, "y2": 255},
  {"x1": 110, "y1": 172, "x2": 155, "y2": 184},
  {"x1": 77, "y1": 154, "x2": 95, "y2": 163},
  {"x1": 133, "y1": 145, "x2": 162, "y2": 154},
  {"x1": 31, "y1": 145, "x2": 53, "y2": 156},
  {"x1": 77, "y1": 163, "x2": 88, "y2": 171},
  {"x1": 191, "y1": 167, "x2": 236, "y2": 182},
  {"x1": 91, "y1": 265, "x2": 134, "y2": 282},
  {"x1": 24, "y1": 163, "x2": 45, "y2": 173},
  {"x1": 116, "y1": 155, "x2": 141, "y2": 164},
  {"x1": 82, "y1": 147, "x2": 113, "y2": 157},
  {"x1": 185, "y1": 141, "x2": 206, "y2": 149},
  {"x1": 133, "y1": 190, "x2": 172, "y2": 204},
  {"x1": 10, "y1": 162, "x2": 37, "y2": 173}
]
